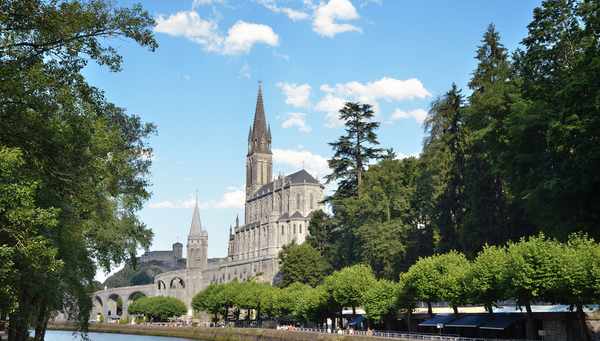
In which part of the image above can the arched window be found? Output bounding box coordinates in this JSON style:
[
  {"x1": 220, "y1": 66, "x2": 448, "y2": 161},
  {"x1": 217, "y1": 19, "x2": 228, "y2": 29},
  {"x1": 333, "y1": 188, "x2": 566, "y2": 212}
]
[
  {"x1": 299, "y1": 224, "x2": 302, "y2": 233},
  {"x1": 281, "y1": 225, "x2": 285, "y2": 235},
  {"x1": 296, "y1": 193, "x2": 300, "y2": 210},
  {"x1": 293, "y1": 224, "x2": 296, "y2": 233},
  {"x1": 310, "y1": 194, "x2": 314, "y2": 209}
]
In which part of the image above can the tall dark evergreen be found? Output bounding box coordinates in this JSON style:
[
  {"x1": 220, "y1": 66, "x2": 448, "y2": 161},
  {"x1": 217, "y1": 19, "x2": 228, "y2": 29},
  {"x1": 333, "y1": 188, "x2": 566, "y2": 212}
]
[
  {"x1": 507, "y1": 0, "x2": 600, "y2": 243},
  {"x1": 423, "y1": 84, "x2": 468, "y2": 254},
  {"x1": 325, "y1": 102, "x2": 383, "y2": 200}
]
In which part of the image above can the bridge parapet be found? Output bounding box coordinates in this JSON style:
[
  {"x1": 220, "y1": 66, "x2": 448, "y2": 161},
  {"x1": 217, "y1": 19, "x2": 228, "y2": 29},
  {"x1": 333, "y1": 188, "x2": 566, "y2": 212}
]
[
  {"x1": 155, "y1": 269, "x2": 187, "y2": 278},
  {"x1": 95, "y1": 284, "x2": 154, "y2": 295}
]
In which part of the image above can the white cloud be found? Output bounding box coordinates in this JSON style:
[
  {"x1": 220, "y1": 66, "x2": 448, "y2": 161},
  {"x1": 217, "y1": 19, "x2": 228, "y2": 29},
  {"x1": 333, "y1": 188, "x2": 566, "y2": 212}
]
[
  {"x1": 213, "y1": 186, "x2": 245, "y2": 209},
  {"x1": 273, "y1": 148, "x2": 329, "y2": 178},
  {"x1": 154, "y1": 12, "x2": 279, "y2": 55},
  {"x1": 281, "y1": 112, "x2": 312, "y2": 132},
  {"x1": 313, "y1": 93, "x2": 347, "y2": 128},
  {"x1": 181, "y1": 177, "x2": 193, "y2": 181},
  {"x1": 387, "y1": 108, "x2": 428, "y2": 124},
  {"x1": 149, "y1": 187, "x2": 244, "y2": 210},
  {"x1": 149, "y1": 197, "x2": 197, "y2": 209},
  {"x1": 256, "y1": 0, "x2": 310, "y2": 21},
  {"x1": 193, "y1": 0, "x2": 226, "y2": 7},
  {"x1": 316, "y1": 77, "x2": 432, "y2": 128},
  {"x1": 239, "y1": 63, "x2": 251, "y2": 79},
  {"x1": 276, "y1": 82, "x2": 312, "y2": 108},
  {"x1": 222, "y1": 21, "x2": 280, "y2": 55},
  {"x1": 312, "y1": 0, "x2": 362, "y2": 38},
  {"x1": 396, "y1": 152, "x2": 421, "y2": 160},
  {"x1": 321, "y1": 77, "x2": 432, "y2": 102}
]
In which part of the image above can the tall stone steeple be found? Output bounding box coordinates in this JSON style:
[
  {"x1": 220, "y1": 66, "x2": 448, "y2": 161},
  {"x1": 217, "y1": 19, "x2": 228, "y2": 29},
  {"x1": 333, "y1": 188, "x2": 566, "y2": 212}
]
[
  {"x1": 187, "y1": 198, "x2": 208, "y2": 269},
  {"x1": 246, "y1": 81, "x2": 273, "y2": 200}
]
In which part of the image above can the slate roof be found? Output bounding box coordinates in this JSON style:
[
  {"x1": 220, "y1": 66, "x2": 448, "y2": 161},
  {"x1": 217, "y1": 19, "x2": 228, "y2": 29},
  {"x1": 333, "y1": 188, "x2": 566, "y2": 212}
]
[
  {"x1": 252, "y1": 169, "x2": 321, "y2": 198},
  {"x1": 278, "y1": 212, "x2": 289, "y2": 221},
  {"x1": 290, "y1": 211, "x2": 304, "y2": 219}
]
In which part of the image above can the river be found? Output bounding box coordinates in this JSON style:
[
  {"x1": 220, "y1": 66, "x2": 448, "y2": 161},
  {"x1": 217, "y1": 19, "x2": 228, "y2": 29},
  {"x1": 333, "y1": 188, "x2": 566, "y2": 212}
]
[{"x1": 41, "y1": 330, "x2": 200, "y2": 341}]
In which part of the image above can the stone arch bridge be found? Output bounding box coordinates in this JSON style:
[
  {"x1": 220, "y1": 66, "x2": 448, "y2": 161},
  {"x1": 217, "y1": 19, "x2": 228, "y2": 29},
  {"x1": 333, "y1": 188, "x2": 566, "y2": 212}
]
[{"x1": 92, "y1": 269, "x2": 198, "y2": 322}]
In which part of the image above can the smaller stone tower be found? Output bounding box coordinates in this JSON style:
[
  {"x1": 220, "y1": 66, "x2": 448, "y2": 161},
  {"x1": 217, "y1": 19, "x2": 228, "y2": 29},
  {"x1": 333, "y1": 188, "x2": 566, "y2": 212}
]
[
  {"x1": 172, "y1": 242, "x2": 183, "y2": 260},
  {"x1": 187, "y1": 199, "x2": 208, "y2": 269}
]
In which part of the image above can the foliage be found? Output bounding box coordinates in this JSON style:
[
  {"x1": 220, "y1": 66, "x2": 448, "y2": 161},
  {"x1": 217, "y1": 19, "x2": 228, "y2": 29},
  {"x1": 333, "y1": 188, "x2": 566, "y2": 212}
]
[
  {"x1": 0, "y1": 0, "x2": 158, "y2": 339},
  {"x1": 323, "y1": 264, "x2": 376, "y2": 316},
  {"x1": 467, "y1": 244, "x2": 509, "y2": 315},
  {"x1": 278, "y1": 240, "x2": 330, "y2": 288},
  {"x1": 361, "y1": 280, "x2": 398, "y2": 326},
  {"x1": 127, "y1": 296, "x2": 187, "y2": 321}
]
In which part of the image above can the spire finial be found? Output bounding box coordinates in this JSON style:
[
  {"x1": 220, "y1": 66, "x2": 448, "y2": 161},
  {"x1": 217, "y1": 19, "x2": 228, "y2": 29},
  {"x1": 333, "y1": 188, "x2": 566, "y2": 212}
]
[
  {"x1": 302, "y1": 160, "x2": 305, "y2": 170},
  {"x1": 195, "y1": 189, "x2": 198, "y2": 201},
  {"x1": 258, "y1": 74, "x2": 262, "y2": 85}
]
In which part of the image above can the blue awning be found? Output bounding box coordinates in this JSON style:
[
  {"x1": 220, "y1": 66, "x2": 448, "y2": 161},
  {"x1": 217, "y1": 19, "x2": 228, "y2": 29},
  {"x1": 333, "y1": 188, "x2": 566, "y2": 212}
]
[
  {"x1": 446, "y1": 315, "x2": 491, "y2": 328},
  {"x1": 345, "y1": 316, "x2": 366, "y2": 326},
  {"x1": 418, "y1": 314, "x2": 455, "y2": 327},
  {"x1": 480, "y1": 314, "x2": 525, "y2": 330}
]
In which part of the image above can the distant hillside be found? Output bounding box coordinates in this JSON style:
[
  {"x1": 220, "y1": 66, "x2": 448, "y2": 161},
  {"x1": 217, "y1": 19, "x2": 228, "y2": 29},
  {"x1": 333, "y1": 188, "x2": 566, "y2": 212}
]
[{"x1": 103, "y1": 259, "x2": 186, "y2": 289}]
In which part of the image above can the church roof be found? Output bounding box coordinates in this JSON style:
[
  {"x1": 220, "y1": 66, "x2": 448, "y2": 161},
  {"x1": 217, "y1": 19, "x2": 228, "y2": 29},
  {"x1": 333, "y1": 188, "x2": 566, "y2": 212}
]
[
  {"x1": 287, "y1": 169, "x2": 319, "y2": 184},
  {"x1": 251, "y1": 169, "x2": 321, "y2": 198},
  {"x1": 248, "y1": 83, "x2": 271, "y2": 154},
  {"x1": 278, "y1": 212, "x2": 289, "y2": 221},
  {"x1": 290, "y1": 211, "x2": 304, "y2": 219},
  {"x1": 189, "y1": 199, "x2": 203, "y2": 237}
]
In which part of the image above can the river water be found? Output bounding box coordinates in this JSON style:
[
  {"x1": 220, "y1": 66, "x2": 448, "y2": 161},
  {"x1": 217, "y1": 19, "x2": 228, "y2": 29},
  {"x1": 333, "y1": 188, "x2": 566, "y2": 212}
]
[{"x1": 42, "y1": 330, "x2": 200, "y2": 341}]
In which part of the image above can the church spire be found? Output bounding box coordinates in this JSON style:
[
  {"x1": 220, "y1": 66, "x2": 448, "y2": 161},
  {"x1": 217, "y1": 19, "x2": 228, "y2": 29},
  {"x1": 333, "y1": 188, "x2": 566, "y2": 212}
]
[
  {"x1": 189, "y1": 198, "x2": 203, "y2": 237},
  {"x1": 248, "y1": 80, "x2": 271, "y2": 155}
]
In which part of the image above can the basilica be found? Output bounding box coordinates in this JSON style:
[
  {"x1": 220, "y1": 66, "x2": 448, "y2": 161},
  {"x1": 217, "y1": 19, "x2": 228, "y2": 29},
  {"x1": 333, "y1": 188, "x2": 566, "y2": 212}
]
[{"x1": 92, "y1": 83, "x2": 325, "y2": 319}]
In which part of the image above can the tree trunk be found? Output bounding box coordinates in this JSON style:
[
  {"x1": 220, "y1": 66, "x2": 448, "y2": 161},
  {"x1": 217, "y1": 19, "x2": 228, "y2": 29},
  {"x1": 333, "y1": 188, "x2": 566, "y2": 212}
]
[
  {"x1": 576, "y1": 300, "x2": 591, "y2": 341},
  {"x1": 486, "y1": 302, "x2": 494, "y2": 319},
  {"x1": 525, "y1": 302, "x2": 536, "y2": 341},
  {"x1": 452, "y1": 305, "x2": 459, "y2": 320},
  {"x1": 427, "y1": 301, "x2": 433, "y2": 318},
  {"x1": 407, "y1": 308, "x2": 413, "y2": 333},
  {"x1": 34, "y1": 296, "x2": 50, "y2": 341}
]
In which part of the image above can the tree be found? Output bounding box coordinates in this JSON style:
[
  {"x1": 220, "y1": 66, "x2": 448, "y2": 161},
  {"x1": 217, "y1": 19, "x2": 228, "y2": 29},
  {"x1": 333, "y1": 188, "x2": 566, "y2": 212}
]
[
  {"x1": 507, "y1": 0, "x2": 600, "y2": 240},
  {"x1": 548, "y1": 234, "x2": 600, "y2": 341},
  {"x1": 272, "y1": 282, "x2": 311, "y2": 318},
  {"x1": 504, "y1": 234, "x2": 560, "y2": 340},
  {"x1": 467, "y1": 244, "x2": 509, "y2": 317},
  {"x1": 403, "y1": 256, "x2": 440, "y2": 318},
  {"x1": 354, "y1": 158, "x2": 432, "y2": 280},
  {"x1": 323, "y1": 264, "x2": 376, "y2": 319},
  {"x1": 0, "y1": 1, "x2": 158, "y2": 339},
  {"x1": 361, "y1": 280, "x2": 398, "y2": 330},
  {"x1": 192, "y1": 284, "x2": 225, "y2": 322},
  {"x1": 278, "y1": 241, "x2": 330, "y2": 288},
  {"x1": 422, "y1": 84, "x2": 468, "y2": 254},
  {"x1": 127, "y1": 296, "x2": 187, "y2": 321},
  {"x1": 433, "y1": 251, "x2": 470, "y2": 319},
  {"x1": 325, "y1": 102, "x2": 383, "y2": 198}
]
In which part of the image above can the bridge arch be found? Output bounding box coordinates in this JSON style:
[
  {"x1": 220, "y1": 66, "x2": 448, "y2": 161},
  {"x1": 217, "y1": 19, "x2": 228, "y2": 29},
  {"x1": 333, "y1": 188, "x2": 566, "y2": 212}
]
[
  {"x1": 170, "y1": 277, "x2": 185, "y2": 289},
  {"x1": 157, "y1": 280, "x2": 167, "y2": 291}
]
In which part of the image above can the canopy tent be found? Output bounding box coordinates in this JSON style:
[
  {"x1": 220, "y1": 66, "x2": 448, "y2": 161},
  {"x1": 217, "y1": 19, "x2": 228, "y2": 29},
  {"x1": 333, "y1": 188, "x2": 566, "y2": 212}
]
[
  {"x1": 418, "y1": 314, "x2": 455, "y2": 327},
  {"x1": 345, "y1": 316, "x2": 366, "y2": 327},
  {"x1": 480, "y1": 314, "x2": 525, "y2": 330},
  {"x1": 446, "y1": 315, "x2": 491, "y2": 328}
]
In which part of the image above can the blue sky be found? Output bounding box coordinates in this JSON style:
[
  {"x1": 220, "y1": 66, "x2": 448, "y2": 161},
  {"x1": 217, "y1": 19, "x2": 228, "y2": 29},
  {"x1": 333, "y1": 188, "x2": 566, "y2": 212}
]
[{"x1": 90, "y1": 0, "x2": 542, "y2": 281}]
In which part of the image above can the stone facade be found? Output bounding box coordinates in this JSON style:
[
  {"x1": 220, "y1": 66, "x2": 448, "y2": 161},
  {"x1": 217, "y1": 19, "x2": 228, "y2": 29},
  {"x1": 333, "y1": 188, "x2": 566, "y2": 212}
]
[{"x1": 92, "y1": 83, "x2": 324, "y2": 320}]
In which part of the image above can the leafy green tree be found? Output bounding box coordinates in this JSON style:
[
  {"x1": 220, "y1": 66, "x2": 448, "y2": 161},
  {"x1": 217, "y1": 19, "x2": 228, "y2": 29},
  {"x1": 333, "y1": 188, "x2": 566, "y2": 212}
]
[
  {"x1": 467, "y1": 244, "x2": 509, "y2": 317},
  {"x1": 434, "y1": 251, "x2": 470, "y2": 319},
  {"x1": 506, "y1": 0, "x2": 600, "y2": 240},
  {"x1": 272, "y1": 282, "x2": 311, "y2": 317},
  {"x1": 548, "y1": 234, "x2": 600, "y2": 341},
  {"x1": 504, "y1": 234, "x2": 560, "y2": 340},
  {"x1": 307, "y1": 210, "x2": 340, "y2": 271},
  {"x1": 0, "y1": 0, "x2": 157, "y2": 340},
  {"x1": 278, "y1": 241, "x2": 330, "y2": 288},
  {"x1": 323, "y1": 264, "x2": 376, "y2": 319},
  {"x1": 127, "y1": 296, "x2": 187, "y2": 321},
  {"x1": 294, "y1": 285, "x2": 329, "y2": 326},
  {"x1": 361, "y1": 280, "x2": 398, "y2": 330},
  {"x1": 396, "y1": 273, "x2": 418, "y2": 333},
  {"x1": 354, "y1": 158, "x2": 432, "y2": 279},
  {"x1": 216, "y1": 279, "x2": 240, "y2": 320},
  {"x1": 403, "y1": 256, "x2": 440, "y2": 318},
  {"x1": 192, "y1": 284, "x2": 226, "y2": 323}
]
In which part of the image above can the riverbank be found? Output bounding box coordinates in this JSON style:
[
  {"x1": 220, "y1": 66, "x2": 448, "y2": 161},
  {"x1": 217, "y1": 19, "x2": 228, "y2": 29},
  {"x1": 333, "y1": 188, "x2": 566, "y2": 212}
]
[{"x1": 47, "y1": 323, "x2": 417, "y2": 341}]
